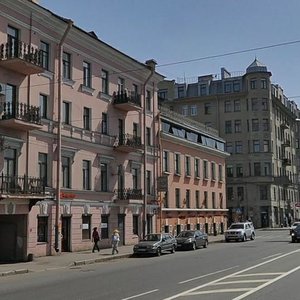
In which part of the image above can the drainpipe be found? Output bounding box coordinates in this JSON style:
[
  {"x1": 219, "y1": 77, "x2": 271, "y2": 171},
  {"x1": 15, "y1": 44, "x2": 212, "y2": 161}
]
[
  {"x1": 55, "y1": 20, "x2": 73, "y2": 253},
  {"x1": 142, "y1": 59, "x2": 157, "y2": 239}
]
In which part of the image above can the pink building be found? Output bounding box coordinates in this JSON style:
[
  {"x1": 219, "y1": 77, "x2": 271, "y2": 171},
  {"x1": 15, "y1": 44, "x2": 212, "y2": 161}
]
[
  {"x1": 0, "y1": 0, "x2": 163, "y2": 262},
  {"x1": 158, "y1": 106, "x2": 229, "y2": 236}
]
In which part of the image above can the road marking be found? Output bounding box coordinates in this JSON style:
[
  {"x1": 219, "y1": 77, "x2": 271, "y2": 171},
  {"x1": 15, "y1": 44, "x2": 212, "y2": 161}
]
[
  {"x1": 178, "y1": 266, "x2": 239, "y2": 284},
  {"x1": 212, "y1": 279, "x2": 269, "y2": 285},
  {"x1": 121, "y1": 289, "x2": 159, "y2": 300},
  {"x1": 189, "y1": 288, "x2": 252, "y2": 295},
  {"x1": 232, "y1": 272, "x2": 283, "y2": 277},
  {"x1": 163, "y1": 249, "x2": 300, "y2": 300},
  {"x1": 261, "y1": 253, "x2": 282, "y2": 260},
  {"x1": 232, "y1": 265, "x2": 300, "y2": 300}
]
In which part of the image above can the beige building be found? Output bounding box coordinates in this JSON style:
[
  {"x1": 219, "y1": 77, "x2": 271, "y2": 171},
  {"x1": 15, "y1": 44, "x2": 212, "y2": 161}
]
[{"x1": 158, "y1": 59, "x2": 299, "y2": 228}]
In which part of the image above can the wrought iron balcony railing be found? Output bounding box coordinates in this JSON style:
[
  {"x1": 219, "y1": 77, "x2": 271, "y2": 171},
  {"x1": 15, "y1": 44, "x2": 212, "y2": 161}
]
[
  {"x1": 113, "y1": 90, "x2": 141, "y2": 107},
  {"x1": 113, "y1": 133, "x2": 142, "y2": 148},
  {"x1": 115, "y1": 188, "x2": 142, "y2": 200},
  {"x1": 0, "y1": 101, "x2": 41, "y2": 124},
  {"x1": 0, "y1": 174, "x2": 45, "y2": 195}
]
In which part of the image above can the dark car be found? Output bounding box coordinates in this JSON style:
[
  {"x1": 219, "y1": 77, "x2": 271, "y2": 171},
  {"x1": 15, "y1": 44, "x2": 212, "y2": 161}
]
[
  {"x1": 133, "y1": 233, "x2": 177, "y2": 256},
  {"x1": 176, "y1": 230, "x2": 208, "y2": 250},
  {"x1": 291, "y1": 224, "x2": 300, "y2": 242}
]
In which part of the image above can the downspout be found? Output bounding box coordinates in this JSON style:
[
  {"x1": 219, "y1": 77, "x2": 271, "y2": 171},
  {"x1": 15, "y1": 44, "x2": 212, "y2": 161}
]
[
  {"x1": 142, "y1": 59, "x2": 156, "y2": 239},
  {"x1": 55, "y1": 20, "x2": 73, "y2": 253}
]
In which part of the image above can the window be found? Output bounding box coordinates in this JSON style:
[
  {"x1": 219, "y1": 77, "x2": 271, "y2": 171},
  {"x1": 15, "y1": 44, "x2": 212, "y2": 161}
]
[
  {"x1": 185, "y1": 156, "x2": 191, "y2": 176},
  {"x1": 195, "y1": 190, "x2": 200, "y2": 208},
  {"x1": 194, "y1": 158, "x2": 200, "y2": 178},
  {"x1": 260, "y1": 185, "x2": 268, "y2": 200},
  {"x1": 175, "y1": 188, "x2": 180, "y2": 208},
  {"x1": 174, "y1": 153, "x2": 181, "y2": 175},
  {"x1": 233, "y1": 81, "x2": 240, "y2": 92},
  {"x1": 101, "y1": 69, "x2": 109, "y2": 94},
  {"x1": 4, "y1": 148, "x2": 16, "y2": 178},
  {"x1": 185, "y1": 189, "x2": 190, "y2": 208},
  {"x1": 262, "y1": 119, "x2": 269, "y2": 131},
  {"x1": 250, "y1": 79, "x2": 256, "y2": 89},
  {"x1": 234, "y1": 100, "x2": 241, "y2": 112},
  {"x1": 83, "y1": 107, "x2": 91, "y2": 130},
  {"x1": 254, "y1": 162, "x2": 261, "y2": 176},
  {"x1": 82, "y1": 215, "x2": 91, "y2": 240},
  {"x1": 224, "y1": 101, "x2": 232, "y2": 112},
  {"x1": 212, "y1": 192, "x2": 216, "y2": 208},
  {"x1": 251, "y1": 98, "x2": 259, "y2": 111},
  {"x1": 262, "y1": 98, "x2": 268, "y2": 111},
  {"x1": 38, "y1": 153, "x2": 48, "y2": 185},
  {"x1": 224, "y1": 82, "x2": 232, "y2": 93},
  {"x1": 100, "y1": 163, "x2": 108, "y2": 192},
  {"x1": 190, "y1": 105, "x2": 197, "y2": 116},
  {"x1": 146, "y1": 127, "x2": 151, "y2": 146},
  {"x1": 200, "y1": 84, "x2": 207, "y2": 95},
  {"x1": 234, "y1": 120, "x2": 242, "y2": 133},
  {"x1": 133, "y1": 215, "x2": 139, "y2": 235},
  {"x1": 252, "y1": 119, "x2": 259, "y2": 131},
  {"x1": 227, "y1": 165, "x2": 233, "y2": 177},
  {"x1": 263, "y1": 140, "x2": 270, "y2": 152},
  {"x1": 101, "y1": 215, "x2": 109, "y2": 239},
  {"x1": 203, "y1": 191, "x2": 208, "y2": 208},
  {"x1": 146, "y1": 170, "x2": 151, "y2": 195},
  {"x1": 261, "y1": 78, "x2": 267, "y2": 89},
  {"x1": 37, "y1": 216, "x2": 48, "y2": 243},
  {"x1": 132, "y1": 168, "x2": 138, "y2": 189},
  {"x1": 253, "y1": 140, "x2": 260, "y2": 152},
  {"x1": 83, "y1": 61, "x2": 91, "y2": 87},
  {"x1": 63, "y1": 52, "x2": 71, "y2": 80},
  {"x1": 101, "y1": 113, "x2": 108, "y2": 134},
  {"x1": 203, "y1": 160, "x2": 209, "y2": 179},
  {"x1": 237, "y1": 186, "x2": 244, "y2": 202},
  {"x1": 227, "y1": 187, "x2": 233, "y2": 202},
  {"x1": 204, "y1": 103, "x2": 212, "y2": 114},
  {"x1": 133, "y1": 123, "x2": 138, "y2": 138},
  {"x1": 226, "y1": 142, "x2": 233, "y2": 153},
  {"x1": 235, "y1": 141, "x2": 243, "y2": 153},
  {"x1": 219, "y1": 193, "x2": 223, "y2": 209},
  {"x1": 146, "y1": 90, "x2": 151, "y2": 111},
  {"x1": 182, "y1": 105, "x2": 188, "y2": 116},
  {"x1": 118, "y1": 77, "x2": 124, "y2": 92},
  {"x1": 211, "y1": 162, "x2": 216, "y2": 180},
  {"x1": 39, "y1": 94, "x2": 48, "y2": 119},
  {"x1": 264, "y1": 162, "x2": 271, "y2": 176},
  {"x1": 62, "y1": 101, "x2": 70, "y2": 124},
  {"x1": 40, "y1": 41, "x2": 49, "y2": 70},
  {"x1": 178, "y1": 86, "x2": 185, "y2": 98},
  {"x1": 82, "y1": 160, "x2": 91, "y2": 190},
  {"x1": 225, "y1": 120, "x2": 232, "y2": 134},
  {"x1": 218, "y1": 165, "x2": 223, "y2": 181},
  {"x1": 7, "y1": 25, "x2": 19, "y2": 58},
  {"x1": 62, "y1": 156, "x2": 71, "y2": 188},
  {"x1": 163, "y1": 151, "x2": 170, "y2": 172},
  {"x1": 236, "y1": 164, "x2": 243, "y2": 177}
]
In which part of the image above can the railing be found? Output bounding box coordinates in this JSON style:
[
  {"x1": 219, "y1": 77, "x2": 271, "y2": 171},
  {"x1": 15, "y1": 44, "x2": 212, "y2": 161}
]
[
  {"x1": 0, "y1": 174, "x2": 45, "y2": 195},
  {"x1": 115, "y1": 188, "x2": 142, "y2": 200},
  {"x1": 0, "y1": 40, "x2": 42, "y2": 67},
  {"x1": 113, "y1": 133, "x2": 142, "y2": 148},
  {"x1": 113, "y1": 90, "x2": 141, "y2": 107},
  {"x1": 0, "y1": 101, "x2": 41, "y2": 124}
]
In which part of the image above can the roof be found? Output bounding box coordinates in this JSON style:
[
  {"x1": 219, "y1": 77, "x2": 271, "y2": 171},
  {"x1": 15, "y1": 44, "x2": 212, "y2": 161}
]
[{"x1": 246, "y1": 58, "x2": 268, "y2": 73}]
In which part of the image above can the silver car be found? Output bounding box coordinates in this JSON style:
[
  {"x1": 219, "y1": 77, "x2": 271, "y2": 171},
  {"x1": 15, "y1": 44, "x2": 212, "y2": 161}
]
[
  {"x1": 225, "y1": 222, "x2": 255, "y2": 242},
  {"x1": 176, "y1": 230, "x2": 208, "y2": 250},
  {"x1": 133, "y1": 233, "x2": 177, "y2": 256}
]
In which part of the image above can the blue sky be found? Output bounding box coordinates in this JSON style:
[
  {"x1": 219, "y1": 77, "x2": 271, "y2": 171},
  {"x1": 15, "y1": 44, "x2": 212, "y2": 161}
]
[{"x1": 41, "y1": 0, "x2": 300, "y2": 104}]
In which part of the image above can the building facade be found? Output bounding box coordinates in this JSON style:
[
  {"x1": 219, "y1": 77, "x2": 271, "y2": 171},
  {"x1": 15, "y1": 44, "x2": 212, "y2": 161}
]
[
  {"x1": 0, "y1": 0, "x2": 163, "y2": 262},
  {"x1": 158, "y1": 59, "x2": 299, "y2": 228},
  {"x1": 158, "y1": 106, "x2": 229, "y2": 236}
]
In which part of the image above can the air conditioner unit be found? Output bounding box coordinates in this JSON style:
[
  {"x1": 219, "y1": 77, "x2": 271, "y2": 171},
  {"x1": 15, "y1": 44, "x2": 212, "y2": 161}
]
[{"x1": 0, "y1": 83, "x2": 6, "y2": 95}]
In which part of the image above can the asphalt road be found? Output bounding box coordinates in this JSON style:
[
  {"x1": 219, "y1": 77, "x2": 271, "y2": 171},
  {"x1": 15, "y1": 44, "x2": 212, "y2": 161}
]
[{"x1": 0, "y1": 230, "x2": 299, "y2": 300}]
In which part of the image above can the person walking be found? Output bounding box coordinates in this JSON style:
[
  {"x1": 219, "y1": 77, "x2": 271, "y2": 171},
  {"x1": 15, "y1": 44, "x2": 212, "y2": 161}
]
[
  {"x1": 111, "y1": 229, "x2": 120, "y2": 255},
  {"x1": 92, "y1": 227, "x2": 100, "y2": 252}
]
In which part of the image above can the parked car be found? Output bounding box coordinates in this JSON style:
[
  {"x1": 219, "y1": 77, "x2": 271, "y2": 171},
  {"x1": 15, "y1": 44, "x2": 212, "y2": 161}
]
[
  {"x1": 133, "y1": 233, "x2": 177, "y2": 256},
  {"x1": 291, "y1": 224, "x2": 300, "y2": 242},
  {"x1": 176, "y1": 230, "x2": 208, "y2": 250},
  {"x1": 290, "y1": 222, "x2": 300, "y2": 235},
  {"x1": 225, "y1": 222, "x2": 255, "y2": 242}
]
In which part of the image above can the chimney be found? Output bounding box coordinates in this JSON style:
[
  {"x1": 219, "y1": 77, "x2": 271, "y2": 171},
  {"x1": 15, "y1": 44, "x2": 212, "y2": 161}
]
[{"x1": 145, "y1": 59, "x2": 157, "y2": 71}]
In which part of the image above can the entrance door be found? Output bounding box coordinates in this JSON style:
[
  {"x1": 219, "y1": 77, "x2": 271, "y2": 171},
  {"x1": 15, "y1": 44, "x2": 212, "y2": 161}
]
[
  {"x1": 61, "y1": 217, "x2": 71, "y2": 252},
  {"x1": 118, "y1": 214, "x2": 125, "y2": 245},
  {"x1": 0, "y1": 223, "x2": 17, "y2": 262},
  {"x1": 261, "y1": 212, "x2": 269, "y2": 228}
]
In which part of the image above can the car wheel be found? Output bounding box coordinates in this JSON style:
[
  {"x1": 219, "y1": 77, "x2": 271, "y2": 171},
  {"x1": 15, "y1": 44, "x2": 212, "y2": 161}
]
[
  {"x1": 203, "y1": 240, "x2": 208, "y2": 248},
  {"x1": 242, "y1": 234, "x2": 246, "y2": 242},
  {"x1": 171, "y1": 245, "x2": 176, "y2": 253},
  {"x1": 292, "y1": 238, "x2": 296, "y2": 243},
  {"x1": 225, "y1": 238, "x2": 229, "y2": 243},
  {"x1": 192, "y1": 242, "x2": 196, "y2": 250},
  {"x1": 156, "y1": 247, "x2": 162, "y2": 256},
  {"x1": 250, "y1": 233, "x2": 255, "y2": 240}
]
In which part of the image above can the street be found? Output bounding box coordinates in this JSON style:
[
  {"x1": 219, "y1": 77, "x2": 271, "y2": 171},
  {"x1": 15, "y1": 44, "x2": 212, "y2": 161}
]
[{"x1": 1, "y1": 230, "x2": 299, "y2": 300}]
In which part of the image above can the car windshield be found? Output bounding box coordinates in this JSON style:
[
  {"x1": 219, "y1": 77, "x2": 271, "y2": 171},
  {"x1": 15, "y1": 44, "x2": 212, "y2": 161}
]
[
  {"x1": 292, "y1": 222, "x2": 300, "y2": 226},
  {"x1": 177, "y1": 231, "x2": 194, "y2": 237},
  {"x1": 144, "y1": 234, "x2": 161, "y2": 241},
  {"x1": 229, "y1": 224, "x2": 244, "y2": 229}
]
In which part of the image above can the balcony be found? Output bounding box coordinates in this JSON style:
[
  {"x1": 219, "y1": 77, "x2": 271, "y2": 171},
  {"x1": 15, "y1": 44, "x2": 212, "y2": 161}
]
[
  {"x1": 0, "y1": 174, "x2": 45, "y2": 197},
  {"x1": 282, "y1": 139, "x2": 291, "y2": 147},
  {"x1": 115, "y1": 188, "x2": 143, "y2": 203},
  {"x1": 0, "y1": 101, "x2": 42, "y2": 130},
  {"x1": 113, "y1": 91, "x2": 141, "y2": 111},
  {"x1": 280, "y1": 122, "x2": 289, "y2": 130},
  {"x1": 0, "y1": 41, "x2": 44, "y2": 75},
  {"x1": 113, "y1": 134, "x2": 142, "y2": 153},
  {"x1": 274, "y1": 176, "x2": 292, "y2": 186},
  {"x1": 282, "y1": 158, "x2": 292, "y2": 166}
]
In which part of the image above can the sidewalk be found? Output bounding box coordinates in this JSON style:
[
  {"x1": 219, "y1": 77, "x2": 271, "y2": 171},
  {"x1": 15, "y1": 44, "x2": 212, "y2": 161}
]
[{"x1": 0, "y1": 234, "x2": 224, "y2": 277}]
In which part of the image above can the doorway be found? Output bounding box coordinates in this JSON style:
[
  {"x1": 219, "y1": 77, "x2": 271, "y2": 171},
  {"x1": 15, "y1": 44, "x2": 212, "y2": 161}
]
[
  {"x1": 61, "y1": 216, "x2": 71, "y2": 252},
  {"x1": 118, "y1": 214, "x2": 125, "y2": 245}
]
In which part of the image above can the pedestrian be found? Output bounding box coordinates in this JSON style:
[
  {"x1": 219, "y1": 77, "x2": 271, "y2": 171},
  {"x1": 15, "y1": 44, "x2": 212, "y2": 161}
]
[
  {"x1": 92, "y1": 227, "x2": 100, "y2": 253},
  {"x1": 111, "y1": 229, "x2": 120, "y2": 255}
]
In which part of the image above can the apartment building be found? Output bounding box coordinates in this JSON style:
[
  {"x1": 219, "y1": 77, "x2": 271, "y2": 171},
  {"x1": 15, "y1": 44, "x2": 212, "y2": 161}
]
[
  {"x1": 158, "y1": 59, "x2": 299, "y2": 228},
  {"x1": 158, "y1": 106, "x2": 229, "y2": 236},
  {"x1": 0, "y1": 0, "x2": 163, "y2": 262}
]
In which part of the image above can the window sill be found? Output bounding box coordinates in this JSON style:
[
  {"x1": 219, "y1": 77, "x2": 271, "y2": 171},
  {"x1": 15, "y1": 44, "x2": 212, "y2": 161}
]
[
  {"x1": 80, "y1": 84, "x2": 95, "y2": 95},
  {"x1": 174, "y1": 172, "x2": 181, "y2": 176},
  {"x1": 163, "y1": 171, "x2": 171, "y2": 175},
  {"x1": 63, "y1": 78, "x2": 76, "y2": 87},
  {"x1": 98, "y1": 92, "x2": 112, "y2": 103},
  {"x1": 185, "y1": 174, "x2": 191, "y2": 178},
  {"x1": 39, "y1": 70, "x2": 54, "y2": 80},
  {"x1": 195, "y1": 176, "x2": 201, "y2": 180}
]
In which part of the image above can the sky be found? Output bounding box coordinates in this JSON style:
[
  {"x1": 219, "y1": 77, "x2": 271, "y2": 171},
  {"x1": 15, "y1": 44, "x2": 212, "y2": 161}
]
[{"x1": 40, "y1": 0, "x2": 300, "y2": 104}]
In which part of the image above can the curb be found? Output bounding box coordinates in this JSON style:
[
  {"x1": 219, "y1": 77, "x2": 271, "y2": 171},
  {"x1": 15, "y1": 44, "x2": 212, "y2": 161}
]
[
  {"x1": 0, "y1": 269, "x2": 29, "y2": 277},
  {"x1": 73, "y1": 254, "x2": 132, "y2": 266}
]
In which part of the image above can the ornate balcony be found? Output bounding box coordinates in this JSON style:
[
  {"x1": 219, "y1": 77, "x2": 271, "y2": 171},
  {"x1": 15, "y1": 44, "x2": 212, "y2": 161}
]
[
  {"x1": 113, "y1": 90, "x2": 141, "y2": 111},
  {"x1": 0, "y1": 101, "x2": 42, "y2": 130},
  {"x1": 0, "y1": 174, "x2": 45, "y2": 197},
  {"x1": 282, "y1": 139, "x2": 291, "y2": 147},
  {"x1": 0, "y1": 41, "x2": 44, "y2": 75},
  {"x1": 115, "y1": 188, "x2": 143, "y2": 203},
  {"x1": 113, "y1": 133, "x2": 142, "y2": 153},
  {"x1": 282, "y1": 158, "x2": 292, "y2": 166}
]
